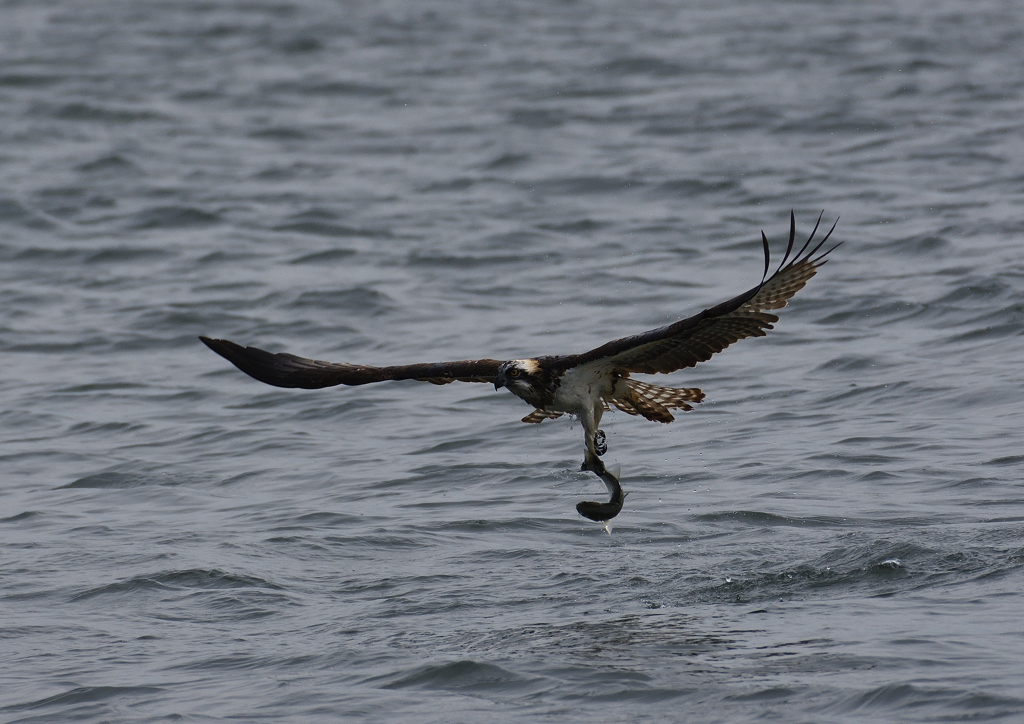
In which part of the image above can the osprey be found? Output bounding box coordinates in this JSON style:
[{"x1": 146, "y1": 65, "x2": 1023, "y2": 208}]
[{"x1": 201, "y1": 212, "x2": 837, "y2": 524}]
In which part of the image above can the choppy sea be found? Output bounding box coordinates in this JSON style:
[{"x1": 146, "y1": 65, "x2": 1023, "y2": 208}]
[{"x1": 3, "y1": 1, "x2": 1024, "y2": 721}]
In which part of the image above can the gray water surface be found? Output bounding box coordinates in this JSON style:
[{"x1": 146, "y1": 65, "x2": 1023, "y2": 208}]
[{"x1": 3, "y1": 1, "x2": 1024, "y2": 721}]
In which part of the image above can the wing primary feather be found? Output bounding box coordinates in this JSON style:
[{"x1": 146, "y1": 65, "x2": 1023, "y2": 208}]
[
  {"x1": 814, "y1": 247, "x2": 839, "y2": 265},
  {"x1": 800, "y1": 213, "x2": 837, "y2": 263},
  {"x1": 775, "y1": 209, "x2": 797, "y2": 274},
  {"x1": 760, "y1": 231, "x2": 771, "y2": 282},
  {"x1": 793, "y1": 210, "x2": 825, "y2": 261},
  {"x1": 813, "y1": 238, "x2": 843, "y2": 264},
  {"x1": 814, "y1": 216, "x2": 840, "y2": 252}
]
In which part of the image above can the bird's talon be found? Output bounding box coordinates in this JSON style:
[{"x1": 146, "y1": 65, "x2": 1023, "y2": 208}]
[{"x1": 594, "y1": 429, "x2": 607, "y2": 456}]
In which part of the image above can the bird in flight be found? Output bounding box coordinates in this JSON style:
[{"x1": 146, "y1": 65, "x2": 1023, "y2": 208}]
[{"x1": 201, "y1": 212, "x2": 837, "y2": 526}]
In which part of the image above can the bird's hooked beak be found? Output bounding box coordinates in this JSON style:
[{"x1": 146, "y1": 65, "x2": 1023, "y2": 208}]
[{"x1": 494, "y1": 376, "x2": 504, "y2": 391}]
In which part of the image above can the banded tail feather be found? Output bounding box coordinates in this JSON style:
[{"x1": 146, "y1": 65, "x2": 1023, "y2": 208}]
[{"x1": 609, "y1": 379, "x2": 705, "y2": 422}]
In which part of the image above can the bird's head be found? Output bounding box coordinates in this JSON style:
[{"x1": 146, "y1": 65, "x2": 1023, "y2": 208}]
[{"x1": 494, "y1": 358, "x2": 541, "y2": 393}]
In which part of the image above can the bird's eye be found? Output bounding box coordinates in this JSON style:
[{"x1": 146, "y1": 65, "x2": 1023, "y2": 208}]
[{"x1": 509, "y1": 368, "x2": 520, "y2": 377}]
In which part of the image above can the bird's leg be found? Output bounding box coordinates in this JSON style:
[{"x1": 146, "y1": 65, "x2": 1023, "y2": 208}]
[
  {"x1": 578, "y1": 406, "x2": 604, "y2": 470},
  {"x1": 580, "y1": 403, "x2": 607, "y2": 459}
]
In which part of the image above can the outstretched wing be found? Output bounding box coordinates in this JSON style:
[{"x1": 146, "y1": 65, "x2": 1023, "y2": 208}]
[
  {"x1": 570, "y1": 212, "x2": 838, "y2": 375},
  {"x1": 200, "y1": 337, "x2": 501, "y2": 388}
]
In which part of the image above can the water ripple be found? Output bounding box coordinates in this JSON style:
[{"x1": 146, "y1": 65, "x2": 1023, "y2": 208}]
[{"x1": 3, "y1": 0, "x2": 1023, "y2": 721}]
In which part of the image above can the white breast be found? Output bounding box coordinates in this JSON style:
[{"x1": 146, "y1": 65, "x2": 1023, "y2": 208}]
[{"x1": 550, "y1": 362, "x2": 614, "y2": 414}]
